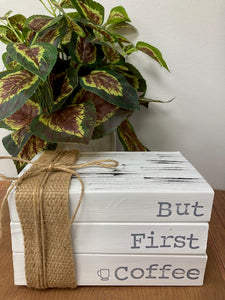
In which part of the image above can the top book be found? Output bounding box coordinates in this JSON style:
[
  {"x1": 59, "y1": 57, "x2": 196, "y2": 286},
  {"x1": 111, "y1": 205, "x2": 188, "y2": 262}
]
[{"x1": 8, "y1": 152, "x2": 214, "y2": 223}]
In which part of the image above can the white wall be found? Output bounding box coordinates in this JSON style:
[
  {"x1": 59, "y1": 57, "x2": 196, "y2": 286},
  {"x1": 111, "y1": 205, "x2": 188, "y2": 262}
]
[{"x1": 0, "y1": 0, "x2": 225, "y2": 189}]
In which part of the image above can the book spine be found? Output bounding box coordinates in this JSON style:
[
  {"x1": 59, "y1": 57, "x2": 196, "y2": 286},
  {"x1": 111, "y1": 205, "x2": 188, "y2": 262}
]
[
  {"x1": 8, "y1": 190, "x2": 214, "y2": 222},
  {"x1": 11, "y1": 222, "x2": 208, "y2": 254},
  {"x1": 13, "y1": 253, "x2": 207, "y2": 286}
]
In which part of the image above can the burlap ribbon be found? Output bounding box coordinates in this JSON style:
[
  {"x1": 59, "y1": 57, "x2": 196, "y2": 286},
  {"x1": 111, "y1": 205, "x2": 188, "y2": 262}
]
[{"x1": 0, "y1": 150, "x2": 118, "y2": 289}]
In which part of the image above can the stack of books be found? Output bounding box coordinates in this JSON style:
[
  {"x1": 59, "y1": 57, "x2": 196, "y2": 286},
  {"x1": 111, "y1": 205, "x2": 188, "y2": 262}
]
[{"x1": 8, "y1": 152, "x2": 214, "y2": 286}]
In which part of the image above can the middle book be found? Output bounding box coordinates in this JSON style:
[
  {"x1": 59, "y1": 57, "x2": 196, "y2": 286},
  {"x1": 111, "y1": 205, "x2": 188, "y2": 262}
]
[{"x1": 11, "y1": 222, "x2": 208, "y2": 255}]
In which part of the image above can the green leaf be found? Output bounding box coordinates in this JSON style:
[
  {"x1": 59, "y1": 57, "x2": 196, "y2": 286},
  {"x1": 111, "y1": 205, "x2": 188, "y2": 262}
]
[
  {"x1": 8, "y1": 14, "x2": 26, "y2": 31},
  {"x1": 30, "y1": 100, "x2": 96, "y2": 144},
  {"x1": 0, "y1": 11, "x2": 12, "y2": 21},
  {"x1": 0, "y1": 70, "x2": 40, "y2": 120},
  {"x1": 0, "y1": 99, "x2": 41, "y2": 131},
  {"x1": 80, "y1": 69, "x2": 139, "y2": 110},
  {"x1": 71, "y1": 0, "x2": 104, "y2": 25},
  {"x1": 117, "y1": 119, "x2": 149, "y2": 151},
  {"x1": 7, "y1": 43, "x2": 58, "y2": 81},
  {"x1": 69, "y1": 33, "x2": 97, "y2": 65},
  {"x1": 106, "y1": 6, "x2": 131, "y2": 26},
  {"x1": 136, "y1": 41, "x2": 169, "y2": 71}
]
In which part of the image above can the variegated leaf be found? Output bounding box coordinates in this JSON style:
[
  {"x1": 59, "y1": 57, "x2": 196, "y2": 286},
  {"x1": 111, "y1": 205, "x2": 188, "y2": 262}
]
[
  {"x1": 8, "y1": 14, "x2": 26, "y2": 31},
  {"x1": 86, "y1": 37, "x2": 124, "y2": 64},
  {"x1": 23, "y1": 27, "x2": 36, "y2": 44},
  {"x1": 0, "y1": 70, "x2": 40, "y2": 120},
  {"x1": 106, "y1": 6, "x2": 131, "y2": 26},
  {"x1": 67, "y1": 17, "x2": 85, "y2": 37},
  {"x1": 117, "y1": 119, "x2": 149, "y2": 151},
  {"x1": 71, "y1": 0, "x2": 104, "y2": 25},
  {"x1": 124, "y1": 44, "x2": 136, "y2": 55},
  {"x1": 3, "y1": 126, "x2": 32, "y2": 155},
  {"x1": 35, "y1": 80, "x2": 54, "y2": 114},
  {"x1": 53, "y1": 66, "x2": 78, "y2": 111},
  {"x1": 108, "y1": 22, "x2": 136, "y2": 31},
  {"x1": 113, "y1": 63, "x2": 147, "y2": 97},
  {"x1": 70, "y1": 88, "x2": 129, "y2": 139},
  {"x1": 0, "y1": 99, "x2": 41, "y2": 131},
  {"x1": 136, "y1": 41, "x2": 169, "y2": 71},
  {"x1": 76, "y1": 18, "x2": 116, "y2": 42},
  {"x1": 0, "y1": 25, "x2": 18, "y2": 44},
  {"x1": 69, "y1": 33, "x2": 97, "y2": 65},
  {"x1": 112, "y1": 33, "x2": 130, "y2": 44},
  {"x1": 2, "y1": 53, "x2": 21, "y2": 71},
  {"x1": 26, "y1": 15, "x2": 54, "y2": 32},
  {"x1": 3, "y1": 131, "x2": 50, "y2": 172},
  {"x1": 30, "y1": 101, "x2": 96, "y2": 144},
  {"x1": 60, "y1": 0, "x2": 74, "y2": 9},
  {"x1": 102, "y1": 45, "x2": 125, "y2": 65},
  {"x1": 0, "y1": 26, "x2": 13, "y2": 44},
  {"x1": 35, "y1": 16, "x2": 68, "y2": 46},
  {"x1": 7, "y1": 43, "x2": 57, "y2": 81},
  {"x1": 80, "y1": 69, "x2": 139, "y2": 110},
  {"x1": 48, "y1": 3, "x2": 85, "y2": 37},
  {"x1": 87, "y1": 37, "x2": 125, "y2": 64},
  {"x1": 72, "y1": 89, "x2": 118, "y2": 125},
  {"x1": 93, "y1": 108, "x2": 131, "y2": 139}
]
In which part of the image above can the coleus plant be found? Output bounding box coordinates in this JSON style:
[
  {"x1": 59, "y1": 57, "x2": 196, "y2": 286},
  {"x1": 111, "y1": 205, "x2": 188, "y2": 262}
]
[{"x1": 0, "y1": 0, "x2": 170, "y2": 172}]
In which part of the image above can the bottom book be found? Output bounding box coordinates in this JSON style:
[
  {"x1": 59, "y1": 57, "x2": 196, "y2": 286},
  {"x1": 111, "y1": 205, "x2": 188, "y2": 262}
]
[{"x1": 13, "y1": 253, "x2": 207, "y2": 286}]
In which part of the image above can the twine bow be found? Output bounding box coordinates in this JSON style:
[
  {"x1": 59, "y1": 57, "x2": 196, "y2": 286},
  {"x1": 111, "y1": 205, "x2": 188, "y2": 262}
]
[
  {"x1": 0, "y1": 153, "x2": 119, "y2": 239},
  {"x1": 0, "y1": 151, "x2": 119, "y2": 289}
]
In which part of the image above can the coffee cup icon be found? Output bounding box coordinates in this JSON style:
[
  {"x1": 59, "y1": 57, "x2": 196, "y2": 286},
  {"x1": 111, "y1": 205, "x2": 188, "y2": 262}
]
[{"x1": 97, "y1": 268, "x2": 110, "y2": 281}]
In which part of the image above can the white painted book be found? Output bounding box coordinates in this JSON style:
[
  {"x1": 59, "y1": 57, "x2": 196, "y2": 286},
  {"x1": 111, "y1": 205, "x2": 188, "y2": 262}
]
[
  {"x1": 13, "y1": 253, "x2": 208, "y2": 286},
  {"x1": 11, "y1": 222, "x2": 209, "y2": 255},
  {"x1": 8, "y1": 152, "x2": 214, "y2": 223}
]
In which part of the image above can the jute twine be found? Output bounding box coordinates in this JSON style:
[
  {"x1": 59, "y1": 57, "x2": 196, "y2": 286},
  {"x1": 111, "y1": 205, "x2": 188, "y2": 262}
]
[{"x1": 0, "y1": 150, "x2": 118, "y2": 289}]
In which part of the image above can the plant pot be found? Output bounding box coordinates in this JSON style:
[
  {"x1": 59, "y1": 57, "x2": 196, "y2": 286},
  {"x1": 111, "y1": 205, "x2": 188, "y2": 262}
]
[{"x1": 56, "y1": 132, "x2": 116, "y2": 152}]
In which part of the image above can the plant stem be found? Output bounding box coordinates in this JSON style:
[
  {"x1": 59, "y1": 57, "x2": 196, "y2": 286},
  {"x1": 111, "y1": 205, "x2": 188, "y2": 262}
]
[
  {"x1": 39, "y1": 0, "x2": 56, "y2": 17},
  {"x1": 7, "y1": 21, "x2": 24, "y2": 43},
  {"x1": 47, "y1": 0, "x2": 57, "y2": 17}
]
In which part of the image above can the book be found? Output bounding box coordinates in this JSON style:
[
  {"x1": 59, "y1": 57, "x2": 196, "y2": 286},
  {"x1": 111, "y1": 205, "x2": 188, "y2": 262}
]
[
  {"x1": 13, "y1": 253, "x2": 208, "y2": 286},
  {"x1": 11, "y1": 222, "x2": 209, "y2": 255},
  {"x1": 8, "y1": 152, "x2": 214, "y2": 223}
]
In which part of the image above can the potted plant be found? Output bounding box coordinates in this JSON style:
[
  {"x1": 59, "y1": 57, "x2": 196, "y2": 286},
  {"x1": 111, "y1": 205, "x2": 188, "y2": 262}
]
[{"x1": 0, "y1": 0, "x2": 169, "y2": 172}]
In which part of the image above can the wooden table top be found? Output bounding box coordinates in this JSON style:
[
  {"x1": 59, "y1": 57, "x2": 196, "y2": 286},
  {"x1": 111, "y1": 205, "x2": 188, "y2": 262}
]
[{"x1": 0, "y1": 181, "x2": 224, "y2": 300}]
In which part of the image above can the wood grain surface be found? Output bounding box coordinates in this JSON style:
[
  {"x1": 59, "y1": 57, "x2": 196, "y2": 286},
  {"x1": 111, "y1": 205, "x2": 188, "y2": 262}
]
[{"x1": 0, "y1": 181, "x2": 224, "y2": 300}]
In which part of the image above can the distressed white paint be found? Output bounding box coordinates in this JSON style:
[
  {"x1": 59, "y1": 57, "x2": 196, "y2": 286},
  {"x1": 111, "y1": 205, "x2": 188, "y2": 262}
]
[
  {"x1": 13, "y1": 253, "x2": 207, "y2": 286},
  {"x1": 11, "y1": 222, "x2": 209, "y2": 254},
  {"x1": 0, "y1": 0, "x2": 225, "y2": 189},
  {"x1": 8, "y1": 152, "x2": 214, "y2": 222}
]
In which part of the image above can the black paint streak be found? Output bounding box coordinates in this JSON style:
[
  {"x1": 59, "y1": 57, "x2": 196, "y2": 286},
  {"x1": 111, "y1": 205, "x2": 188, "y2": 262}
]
[
  {"x1": 146, "y1": 160, "x2": 185, "y2": 164},
  {"x1": 144, "y1": 177, "x2": 200, "y2": 182}
]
